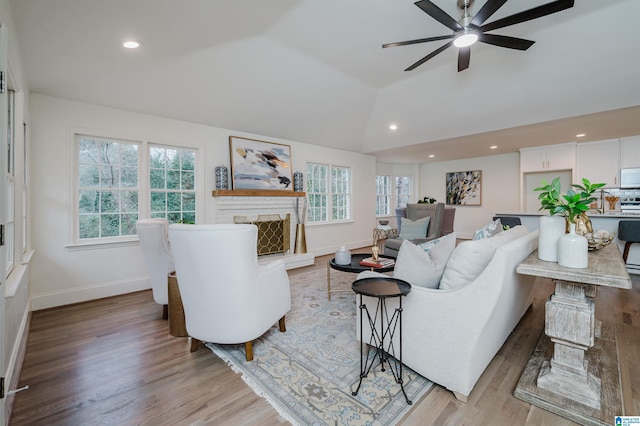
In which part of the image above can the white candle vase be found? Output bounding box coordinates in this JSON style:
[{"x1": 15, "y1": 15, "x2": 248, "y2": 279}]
[{"x1": 538, "y1": 215, "x2": 566, "y2": 262}]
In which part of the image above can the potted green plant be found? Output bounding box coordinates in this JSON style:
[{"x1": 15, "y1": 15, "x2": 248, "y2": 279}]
[
  {"x1": 417, "y1": 196, "x2": 437, "y2": 204},
  {"x1": 534, "y1": 177, "x2": 605, "y2": 224},
  {"x1": 534, "y1": 177, "x2": 605, "y2": 268}
]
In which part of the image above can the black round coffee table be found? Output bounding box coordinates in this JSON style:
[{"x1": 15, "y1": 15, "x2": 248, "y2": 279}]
[{"x1": 327, "y1": 253, "x2": 395, "y2": 300}]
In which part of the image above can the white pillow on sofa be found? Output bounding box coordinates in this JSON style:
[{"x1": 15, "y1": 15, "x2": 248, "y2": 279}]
[
  {"x1": 393, "y1": 232, "x2": 456, "y2": 289},
  {"x1": 439, "y1": 239, "x2": 496, "y2": 290}
]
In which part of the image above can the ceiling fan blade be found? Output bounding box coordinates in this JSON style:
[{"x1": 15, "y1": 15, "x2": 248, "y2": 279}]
[
  {"x1": 458, "y1": 47, "x2": 471, "y2": 72},
  {"x1": 383, "y1": 34, "x2": 454, "y2": 49},
  {"x1": 470, "y1": 0, "x2": 508, "y2": 27},
  {"x1": 478, "y1": 33, "x2": 535, "y2": 50},
  {"x1": 415, "y1": 0, "x2": 463, "y2": 32},
  {"x1": 405, "y1": 41, "x2": 453, "y2": 71},
  {"x1": 480, "y1": 0, "x2": 574, "y2": 32}
]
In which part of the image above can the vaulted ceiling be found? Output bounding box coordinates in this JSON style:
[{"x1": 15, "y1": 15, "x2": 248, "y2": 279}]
[{"x1": 11, "y1": 0, "x2": 640, "y2": 162}]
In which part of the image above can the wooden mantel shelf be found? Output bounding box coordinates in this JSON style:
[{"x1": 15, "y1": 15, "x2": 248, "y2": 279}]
[{"x1": 212, "y1": 189, "x2": 305, "y2": 197}]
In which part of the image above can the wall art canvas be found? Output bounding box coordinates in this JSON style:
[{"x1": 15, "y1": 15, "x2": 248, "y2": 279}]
[
  {"x1": 229, "y1": 136, "x2": 293, "y2": 191},
  {"x1": 446, "y1": 170, "x2": 482, "y2": 206}
]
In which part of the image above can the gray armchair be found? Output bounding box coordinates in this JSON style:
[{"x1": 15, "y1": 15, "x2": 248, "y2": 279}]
[{"x1": 384, "y1": 203, "x2": 455, "y2": 257}]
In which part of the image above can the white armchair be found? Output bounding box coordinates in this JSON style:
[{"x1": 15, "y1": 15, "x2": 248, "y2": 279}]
[
  {"x1": 168, "y1": 223, "x2": 291, "y2": 361},
  {"x1": 136, "y1": 218, "x2": 174, "y2": 319}
]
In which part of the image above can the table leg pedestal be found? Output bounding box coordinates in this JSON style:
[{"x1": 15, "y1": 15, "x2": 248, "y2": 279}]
[
  {"x1": 352, "y1": 295, "x2": 412, "y2": 405},
  {"x1": 537, "y1": 280, "x2": 601, "y2": 409}
]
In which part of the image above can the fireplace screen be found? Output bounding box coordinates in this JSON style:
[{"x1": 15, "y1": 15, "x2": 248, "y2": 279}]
[{"x1": 234, "y1": 214, "x2": 290, "y2": 256}]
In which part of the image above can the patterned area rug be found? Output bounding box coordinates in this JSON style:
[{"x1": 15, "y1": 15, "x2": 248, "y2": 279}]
[{"x1": 206, "y1": 268, "x2": 433, "y2": 425}]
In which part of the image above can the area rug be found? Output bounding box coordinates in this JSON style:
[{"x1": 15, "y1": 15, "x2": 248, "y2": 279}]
[{"x1": 206, "y1": 268, "x2": 433, "y2": 425}]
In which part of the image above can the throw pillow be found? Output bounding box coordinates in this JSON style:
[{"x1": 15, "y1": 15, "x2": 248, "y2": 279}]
[
  {"x1": 393, "y1": 232, "x2": 457, "y2": 289},
  {"x1": 399, "y1": 216, "x2": 430, "y2": 241},
  {"x1": 439, "y1": 239, "x2": 496, "y2": 290},
  {"x1": 473, "y1": 218, "x2": 503, "y2": 240}
]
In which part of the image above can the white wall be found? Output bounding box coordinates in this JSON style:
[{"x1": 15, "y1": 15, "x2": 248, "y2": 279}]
[
  {"x1": 30, "y1": 94, "x2": 376, "y2": 310},
  {"x1": 418, "y1": 153, "x2": 521, "y2": 239}
]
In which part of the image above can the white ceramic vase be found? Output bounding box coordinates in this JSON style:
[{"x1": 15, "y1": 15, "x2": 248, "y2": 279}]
[
  {"x1": 557, "y1": 222, "x2": 588, "y2": 268},
  {"x1": 335, "y1": 245, "x2": 351, "y2": 265},
  {"x1": 538, "y1": 215, "x2": 566, "y2": 262}
]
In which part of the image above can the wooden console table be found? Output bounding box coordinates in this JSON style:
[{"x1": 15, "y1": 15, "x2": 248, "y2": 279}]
[{"x1": 514, "y1": 243, "x2": 632, "y2": 426}]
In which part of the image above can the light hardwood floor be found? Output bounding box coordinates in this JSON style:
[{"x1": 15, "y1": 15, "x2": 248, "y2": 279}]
[{"x1": 9, "y1": 251, "x2": 640, "y2": 425}]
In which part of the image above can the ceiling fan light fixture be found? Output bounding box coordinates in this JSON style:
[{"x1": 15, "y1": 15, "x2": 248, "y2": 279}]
[{"x1": 453, "y1": 29, "x2": 478, "y2": 48}]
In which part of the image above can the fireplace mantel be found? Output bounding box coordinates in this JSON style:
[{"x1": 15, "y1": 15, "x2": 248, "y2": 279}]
[{"x1": 212, "y1": 190, "x2": 305, "y2": 197}]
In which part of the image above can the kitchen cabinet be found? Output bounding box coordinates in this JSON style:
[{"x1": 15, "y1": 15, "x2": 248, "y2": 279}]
[
  {"x1": 520, "y1": 143, "x2": 576, "y2": 172},
  {"x1": 620, "y1": 136, "x2": 640, "y2": 168},
  {"x1": 576, "y1": 139, "x2": 620, "y2": 188}
]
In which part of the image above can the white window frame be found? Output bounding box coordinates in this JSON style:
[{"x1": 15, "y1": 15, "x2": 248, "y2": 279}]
[
  {"x1": 395, "y1": 175, "x2": 412, "y2": 209},
  {"x1": 72, "y1": 131, "x2": 200, "y2": 247},
  {"x1": 4, "y1": 89, "x2": 15, "y2": 277},
  {"x1": 306, "y1": 162, "x2": 352, "y2": 224},
  {"x1": 148, "y1": 144, "x2": 196, "y2": 224},
  {"x1": 375, "y1": 175, "x2": 391, "y2": 216}
]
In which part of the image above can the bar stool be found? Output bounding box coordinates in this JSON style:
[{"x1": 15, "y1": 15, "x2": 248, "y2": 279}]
[{"x1": 618, "y1": 221, "x2": 640, "y2": 263}]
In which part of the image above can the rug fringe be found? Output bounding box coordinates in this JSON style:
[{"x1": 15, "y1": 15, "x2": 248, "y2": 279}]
[{"x1": 207, "y1": 343, "x2": 301, "y2": 426}]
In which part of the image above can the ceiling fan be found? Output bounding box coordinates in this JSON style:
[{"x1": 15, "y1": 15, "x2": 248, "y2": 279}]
[{"x1": 383, "y1": 0, "x2": 574, "y2": 72}]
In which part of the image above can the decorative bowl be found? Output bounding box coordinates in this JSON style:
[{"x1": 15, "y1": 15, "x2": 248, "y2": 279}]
[
  {"x1": 378, "y1": 220, "x2": 389, "y2": 226},
  {"x1": 583, "y1": 230, "x2": 615, "y2": 251}
]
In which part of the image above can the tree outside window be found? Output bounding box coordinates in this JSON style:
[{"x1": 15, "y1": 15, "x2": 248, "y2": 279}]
[
  {"x1": 376, "y1": 175, "x2": 390, "y2": 216},
  {"x1": 149, "y1": 146, "x2": 196, "y2": 224},
  {"x1": 307, "y1": 163, "x2": 351, "y2": 223},
  {"x1": 77, "y1": 135, "x2": 139, "y2": 239},
  {"x1": 396, "y1": 175, "x2": 411, "y2": 209}
]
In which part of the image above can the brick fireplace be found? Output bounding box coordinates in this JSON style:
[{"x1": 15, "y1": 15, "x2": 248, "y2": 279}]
[{"x1": 212, "y1": 190, "x2": 314, "y2": 269}]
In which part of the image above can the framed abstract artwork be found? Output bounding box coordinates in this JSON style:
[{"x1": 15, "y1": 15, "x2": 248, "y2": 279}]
[
  {"x1": 446, "y1": 170, "x2": 482, "y2": 206},
  {"x1": 229, "y1": 136, "x2": 293, "y2": 191}
]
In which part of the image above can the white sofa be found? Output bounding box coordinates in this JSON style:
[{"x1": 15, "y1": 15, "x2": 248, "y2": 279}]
[{"x1": 356, "y1": 226, "x2": 538, "y2": 402}]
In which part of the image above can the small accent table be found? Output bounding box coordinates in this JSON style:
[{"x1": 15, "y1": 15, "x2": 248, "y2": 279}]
[
  {"x1": 373, "y1": 227, "x2": 397, "y2": 252},
  {"x1": 327, "y1": 253, "x2": 395, "y2": 300},
  {"x1": 351, "y1": 276, "x2": 412, "y2": 405},
  {"x1": 514, "y1": 243, "x2": 632, "y2": 426}
]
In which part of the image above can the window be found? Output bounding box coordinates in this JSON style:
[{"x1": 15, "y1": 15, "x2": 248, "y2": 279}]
[
  {"x1": 307, "y1": 163, "x2": 351, "y2": 223},
  {"x1": 395, "y1": 175, "x2": 412, "y2": 209},
  {"x1": 5, "y1": 90, "x2": 15, "y2": 276},
  {"x1": 76, "y1": 134, "x2": 198, "y2": 243},
  {"x1": 375, "y1": 175, "x2": 390, "y2": 216},
  {"x1": 149, "y1": 146, "x2": 196, "y2": 223},
  {"x1": 77, "y1": 135, "x2": 139, "y2": 239}
]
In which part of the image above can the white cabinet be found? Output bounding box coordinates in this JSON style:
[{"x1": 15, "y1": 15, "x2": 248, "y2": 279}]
[
  {"x1": 620, "y1": 136, "x2": 640, "y2": 168},
  {"x1": 520, "y1": 143, "x2": 576, "y2": 172},
  {"x1": 576, "y1": 139, "x2": 620, "y2": 188}
]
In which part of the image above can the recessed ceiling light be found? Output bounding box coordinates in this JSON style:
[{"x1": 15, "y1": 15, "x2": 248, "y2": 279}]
[
  {"x1": 490, "y1": 145, "x2": 498, "y2": 149},
  {"x1": 576, "y1": 133, "x2": 586, "y2": 138},
  {"x1": 123, "y1": 40, "x2": 142, "y2": 49},
  {"x1": 428, "y1": 154, "x2": 435, "y2": 158},
  {"x1": 389, "y1": 124, "x2": 397, "y2": 130}
]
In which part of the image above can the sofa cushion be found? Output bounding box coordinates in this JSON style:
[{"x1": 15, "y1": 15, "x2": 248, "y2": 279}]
[
  {"x1": 399, "y1": 216, "x2": 430, "y2": 241},
  {"x1": 439, "y1": 239, "x2": 496, "y2": 290},
  {"x1": 486, "y1": 225, "x2": 530, "y2": 249},
  {"x1": 394, "y1": 232, "x2": 456, "y2": 289},
  {"x1": 473, "y1": 218, "x2": 503, "y2": 240}
]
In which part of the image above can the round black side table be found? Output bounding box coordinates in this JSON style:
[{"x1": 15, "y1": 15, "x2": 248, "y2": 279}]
[{"x1": 351, "y1": 276, "x2": 412, "y2": 404}]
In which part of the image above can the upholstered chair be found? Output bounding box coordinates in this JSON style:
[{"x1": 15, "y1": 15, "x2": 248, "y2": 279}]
[
  {"x1": 168, "y1": 223, "x2": 291, "y2": 361},
  {"x1": 384, "y1": 203, "x2": 449, "y2": 257},
  {"x1": 136, "y1": 218, "x2": 174, "y2": 319}
]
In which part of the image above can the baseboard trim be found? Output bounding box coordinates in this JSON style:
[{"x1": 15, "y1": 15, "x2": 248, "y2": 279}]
[{"x1": 30, "y1": 277, "x2": 151, "y2": 311}]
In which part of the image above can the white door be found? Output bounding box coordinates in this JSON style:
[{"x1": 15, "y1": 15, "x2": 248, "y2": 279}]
[{"x1": 0, "y1": 23, "x2": 8, "y2": 426}]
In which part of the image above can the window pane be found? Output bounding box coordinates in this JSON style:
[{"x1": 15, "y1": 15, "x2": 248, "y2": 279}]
[
  {"x1": 376, "y1": 175, "x2": 390, "y2": 216},
  {"x1": 76, "y1": 135, "x2": 139, "y2": 240},
  {"x1": 151, "y1": 191, "x2": 167, "y2": 212},
  {"x1": 148, "y1": 146, "x2": 197, "y2": 224},
  {"x1": 150, "y1": 169, "x2": 165, "y2": 189},
  {"x1": 396, "y1": 176, "x2": 411, "y2": 209}
]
